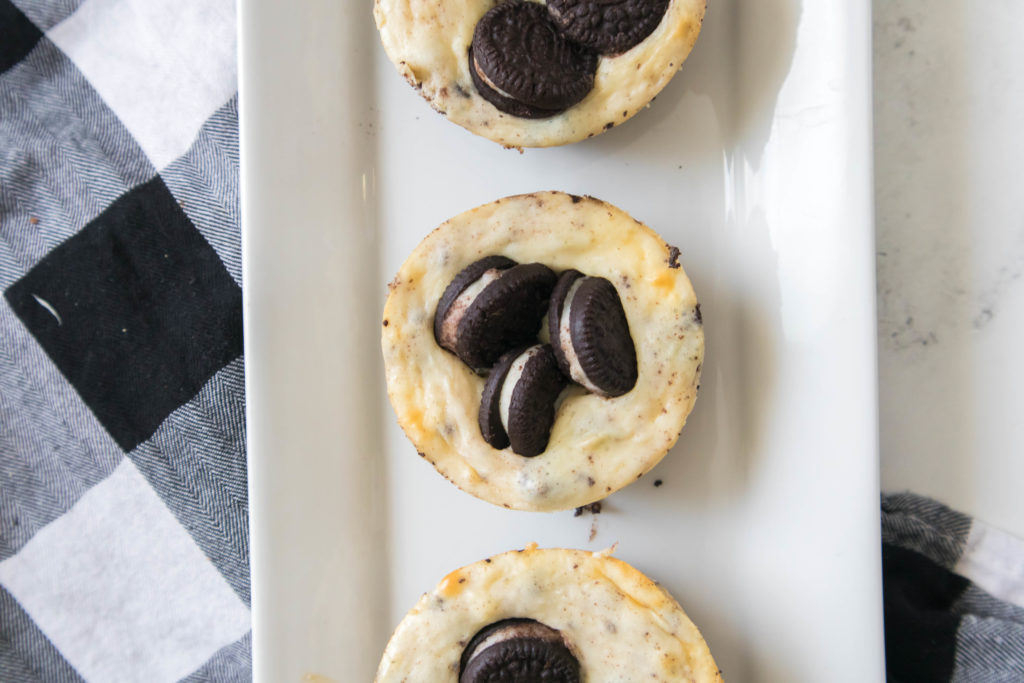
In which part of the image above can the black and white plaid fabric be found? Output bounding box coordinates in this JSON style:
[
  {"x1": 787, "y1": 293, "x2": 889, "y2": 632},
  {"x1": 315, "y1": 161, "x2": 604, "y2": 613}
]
[
  {"x1": 1, "y1": 0, "x2": 248, "y2": 680},
  {"x1": 4, "y1": 2, "x2": 1024, "y2": 682},
  {"x1": 883, "y1": 493, "x2": 1024, "y2": 682}
]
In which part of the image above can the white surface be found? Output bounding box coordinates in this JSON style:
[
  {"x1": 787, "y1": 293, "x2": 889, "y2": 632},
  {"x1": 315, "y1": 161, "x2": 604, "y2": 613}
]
[
  {"x1": 874, "y1": 0, "x2": 1024, "y2": 539},
  {"x1": 239, "y1": 0, "x2": 387, "y2": 680},
  {"x1": 50, "y1": 0, "x2": 237, "y2": 170},
  {"x1": 0, "y1": 460, "x2": 250, "y2": 683},
  {"x1": 240, "y1": 0, "x2": 883, "y2": 681}
]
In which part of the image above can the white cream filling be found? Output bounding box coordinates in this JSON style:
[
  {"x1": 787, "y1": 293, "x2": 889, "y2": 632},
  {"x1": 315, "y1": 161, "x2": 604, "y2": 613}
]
[
  {"x1": 440, "y1": 268, "x2": 503, "y2": 350},
  {"x1": 498, "y1": 346, "x2": 542, "y2": 434},
  {"x1": 558, "y1": 277, "x2": 602, "y2": 395}
]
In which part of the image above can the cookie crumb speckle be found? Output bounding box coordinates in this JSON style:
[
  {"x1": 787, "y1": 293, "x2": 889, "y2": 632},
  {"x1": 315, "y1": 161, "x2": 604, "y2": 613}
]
[
  {"x1": 654, "y1": 479, "x2": 663, "y2": 487},
  {"x1": 667, "y1": 245, "x2": 681, "y2": 269}
]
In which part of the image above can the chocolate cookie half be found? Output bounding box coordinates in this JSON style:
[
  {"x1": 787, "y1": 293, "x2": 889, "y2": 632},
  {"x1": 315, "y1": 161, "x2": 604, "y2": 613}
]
[
  {"x1": 375, "y1": 545, "x2": 724, "y2": 682},
  {"x1": 374, "y1": 0, "x2": 705, "y2": 148},
  {"x1": 382, "y1": 192, "x2": 703, "y2": 512}
]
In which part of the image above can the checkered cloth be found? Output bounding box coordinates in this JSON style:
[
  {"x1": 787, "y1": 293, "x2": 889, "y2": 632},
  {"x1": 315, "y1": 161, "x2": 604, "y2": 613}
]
[
  {"x1": 4, "y1": 2, "x2": 1024, "y2": 683},
  {"x1": 1, "y1": 0, "x2": 248, "y2": 681},
  {"x1": 883, "y1": 493, "x2": 1024, "y2": 682}
]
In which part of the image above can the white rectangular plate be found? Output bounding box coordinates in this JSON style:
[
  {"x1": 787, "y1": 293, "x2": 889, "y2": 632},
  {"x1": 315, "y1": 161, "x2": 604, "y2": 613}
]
[{"x1": 239, "y1": 0, "x2": 884, "y2": 680}]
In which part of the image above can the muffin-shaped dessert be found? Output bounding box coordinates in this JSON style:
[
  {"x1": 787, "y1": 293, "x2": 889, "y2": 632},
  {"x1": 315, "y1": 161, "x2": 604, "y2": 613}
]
[
  {"x1": 373, "y1": 0, "x2": 705, "y2": 148},
  {"x1": 375, "y1": 545, "x2": 723, "y2": 681},
  {"x1": 381, "y1": 192, "x2": 703, "y2": 512}
]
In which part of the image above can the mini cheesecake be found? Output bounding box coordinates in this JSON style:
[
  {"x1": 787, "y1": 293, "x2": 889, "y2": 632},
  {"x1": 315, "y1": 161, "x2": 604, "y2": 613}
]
[
  {"x1": 381, "y1": 192, "x2": 703, "y2": 512},
  {"x1": 373, "y1": 0, "x2": 705, "y2": 148},
  {"x1": 374, "y1": 545, "x2": 724, "y2": 682}
]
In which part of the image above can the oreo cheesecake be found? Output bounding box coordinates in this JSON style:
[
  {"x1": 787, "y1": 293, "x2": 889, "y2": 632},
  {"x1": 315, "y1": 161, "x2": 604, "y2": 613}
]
[
  {"x1": 373, "y1": 0, "x2": 705, "y2": 148},
  {"x1": 381, "y1": 191, "x2": 704, "y2": 512},
  {"x1": 374, "y1": 545, "x2": 724, "y2": 682}
]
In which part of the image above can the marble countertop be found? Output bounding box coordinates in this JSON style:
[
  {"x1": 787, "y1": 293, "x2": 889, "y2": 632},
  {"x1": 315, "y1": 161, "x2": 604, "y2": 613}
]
[{"x1": 874, "y1": 0, "x2": 1024, "y2": 538}]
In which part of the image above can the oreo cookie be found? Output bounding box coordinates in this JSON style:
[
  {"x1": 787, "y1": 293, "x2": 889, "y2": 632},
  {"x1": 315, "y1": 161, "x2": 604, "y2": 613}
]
[
  {"x1": 479, "y1": 345, "x2": 567, "y2": 457},
  {"x1": 469, "y1": 47, "x2": 560, "y2": 120},
  {"x1": 547, "y1": 0, "x2": 671, "y2": 55},
  {"x1": 460, "y1": 618, "x2": 580, "y2": 683},
  {"x1": 470, "y1": 1, "x2": 598, "y2": 118},
  {"x1": 549, "y1": 271, "x2": 637, "y2": 397},
  {"x1": 434, "y1": 255, "x2": 517, "y2": 347},
  {"x1": 435, "y1": 259, "x2": 556, "y2": 372}
]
